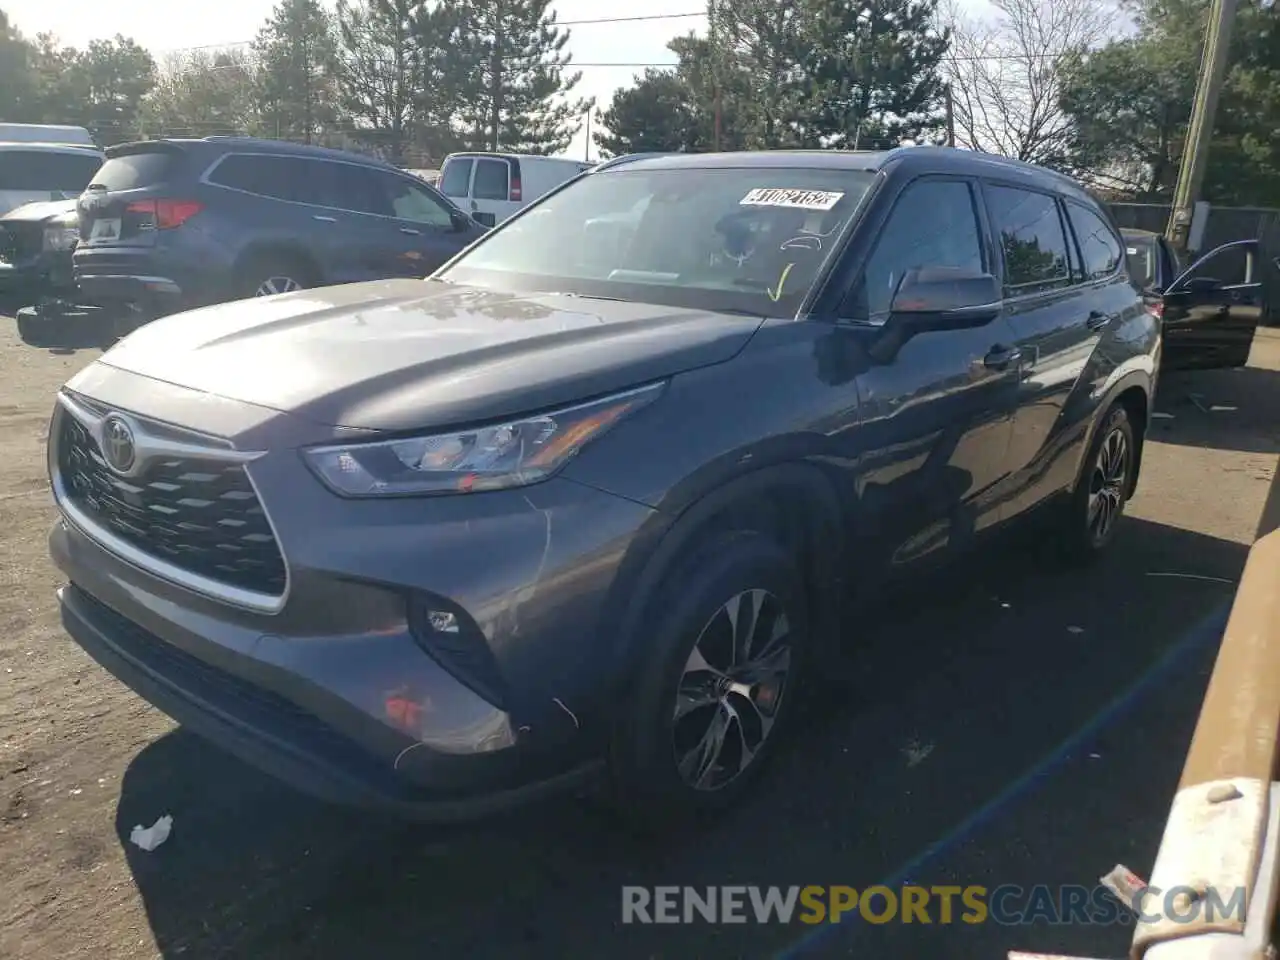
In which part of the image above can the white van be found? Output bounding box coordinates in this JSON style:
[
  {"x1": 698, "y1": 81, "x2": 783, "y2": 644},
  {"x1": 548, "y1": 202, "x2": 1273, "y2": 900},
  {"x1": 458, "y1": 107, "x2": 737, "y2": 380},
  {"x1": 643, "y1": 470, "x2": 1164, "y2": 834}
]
[
  {"x1": 0, "y1": 123, "x2": 96, "y2": 147},
  {"x1": 437, "y1": 152, "x2": 592, "y2": 227},
  {"x1": 0, "y1": 142, "x2": 105, "y2": 216}
]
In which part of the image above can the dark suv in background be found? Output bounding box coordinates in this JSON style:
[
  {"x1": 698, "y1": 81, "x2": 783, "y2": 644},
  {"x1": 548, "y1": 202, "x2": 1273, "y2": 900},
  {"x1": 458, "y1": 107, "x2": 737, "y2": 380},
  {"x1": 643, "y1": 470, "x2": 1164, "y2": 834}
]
[{"x1": 73, "y1": 137, "x2": 487, "y2": 319}]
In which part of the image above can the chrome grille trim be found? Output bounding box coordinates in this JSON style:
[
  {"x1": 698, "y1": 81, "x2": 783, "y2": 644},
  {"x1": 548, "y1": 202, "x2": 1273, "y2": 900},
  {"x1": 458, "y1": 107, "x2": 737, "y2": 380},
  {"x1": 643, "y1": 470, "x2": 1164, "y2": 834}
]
[{"x1": 51, "y1": 391, "x2": 291, "y2": 615}]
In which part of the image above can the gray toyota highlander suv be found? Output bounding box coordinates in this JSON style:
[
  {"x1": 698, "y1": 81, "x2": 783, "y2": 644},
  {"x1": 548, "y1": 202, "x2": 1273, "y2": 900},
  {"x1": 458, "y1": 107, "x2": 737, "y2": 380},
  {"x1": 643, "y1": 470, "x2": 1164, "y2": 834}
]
[{"x1": 49, "y1": 148, "x2": 1246, "y2": 831}]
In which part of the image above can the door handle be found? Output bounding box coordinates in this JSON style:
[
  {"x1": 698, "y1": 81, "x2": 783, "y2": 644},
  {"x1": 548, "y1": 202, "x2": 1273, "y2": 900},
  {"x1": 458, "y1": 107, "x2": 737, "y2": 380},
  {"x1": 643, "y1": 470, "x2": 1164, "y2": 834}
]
[
  {"x1": 1086, "y1": 309, "x2": 1113, "y2": 331},
  {"x1": 400, "y1": 227, "x2": 421, "y2": 236},
  {"x1": 313, "y1": 215, "x2": 337, "y2": 223},
  {"x1": 984, "y1": 344, "x2": 1022, "y2": 370}
]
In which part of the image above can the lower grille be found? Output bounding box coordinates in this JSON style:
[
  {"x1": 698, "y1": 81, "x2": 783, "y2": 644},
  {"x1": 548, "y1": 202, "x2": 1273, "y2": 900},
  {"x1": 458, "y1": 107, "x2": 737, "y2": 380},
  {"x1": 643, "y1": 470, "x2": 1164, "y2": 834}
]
[{"x1": 56, "y1": 409, "x2": 287, "y2": 598}]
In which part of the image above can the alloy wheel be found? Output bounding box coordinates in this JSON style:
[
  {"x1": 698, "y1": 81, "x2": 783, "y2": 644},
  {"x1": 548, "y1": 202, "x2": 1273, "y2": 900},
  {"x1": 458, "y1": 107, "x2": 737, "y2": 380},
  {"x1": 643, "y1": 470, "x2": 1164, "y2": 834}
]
[
  {"x1": 1087, "y1": 427, "x2": 1129, "y2": 543},
  {"x1": 672, "y1": 588, "x2": 793, "y2": 792},
  {"x1": 255, "y1": 276, "x2": 302, "y2": 297}
]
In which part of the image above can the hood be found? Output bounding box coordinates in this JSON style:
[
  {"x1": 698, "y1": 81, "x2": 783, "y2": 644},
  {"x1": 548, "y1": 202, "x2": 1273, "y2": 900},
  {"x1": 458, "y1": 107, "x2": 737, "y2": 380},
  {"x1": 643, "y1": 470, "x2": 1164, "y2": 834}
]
[
  {"x1": 98, "y1": 279, "x2": 764, "y2": 432},
  {"x1": 1, "y1": 198, "x2": 78, "y2": 223}
]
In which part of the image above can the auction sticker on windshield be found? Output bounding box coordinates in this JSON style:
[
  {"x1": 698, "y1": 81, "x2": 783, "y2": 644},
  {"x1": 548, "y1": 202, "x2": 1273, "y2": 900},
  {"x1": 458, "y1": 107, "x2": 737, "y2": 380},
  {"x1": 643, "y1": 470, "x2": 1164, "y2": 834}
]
[{"x1": 740, "y1": 188, "x2": 844, "y2": 211}]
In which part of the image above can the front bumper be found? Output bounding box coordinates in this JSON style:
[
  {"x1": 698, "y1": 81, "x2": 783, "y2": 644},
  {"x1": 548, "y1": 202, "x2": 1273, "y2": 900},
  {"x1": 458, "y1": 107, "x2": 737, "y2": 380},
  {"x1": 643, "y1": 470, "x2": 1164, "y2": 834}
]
[
  {"x1": 57, "y1": 581, "x2": 602, "y2": 818},
  {"x1": 46, "y1": 379, "x2": 656, "y2": 818}
]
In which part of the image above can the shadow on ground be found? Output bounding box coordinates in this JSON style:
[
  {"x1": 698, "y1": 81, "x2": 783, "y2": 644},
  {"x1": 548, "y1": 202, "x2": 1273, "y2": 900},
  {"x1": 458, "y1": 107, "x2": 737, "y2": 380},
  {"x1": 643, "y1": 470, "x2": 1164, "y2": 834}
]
[
  {"x1": 1154, "y1": 365, "x2": 1280, "y2": 456},
  {"x1": 114, "y1": 510, "x2": 1242, "y2": 960}
]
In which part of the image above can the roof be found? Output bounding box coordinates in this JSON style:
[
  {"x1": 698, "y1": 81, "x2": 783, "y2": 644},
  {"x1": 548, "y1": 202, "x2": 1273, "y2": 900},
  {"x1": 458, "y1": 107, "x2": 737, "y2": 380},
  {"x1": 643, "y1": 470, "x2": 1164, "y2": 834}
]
[
  {"x1": 595, "y1": 146, "x2": 1094, "y2": 199},
  {"x1": 444, "y1": 151, "x2": 590, "y2": 164},
  {"x1": 106, "y1": 136, "x2": 399, "y2": 170}
]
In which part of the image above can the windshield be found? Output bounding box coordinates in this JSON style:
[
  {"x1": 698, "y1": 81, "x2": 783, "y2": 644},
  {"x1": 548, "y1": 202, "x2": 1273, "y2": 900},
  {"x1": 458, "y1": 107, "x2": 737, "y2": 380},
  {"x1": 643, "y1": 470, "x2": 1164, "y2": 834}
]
[
  {"x1": 1124, "y1": 234, "x2": 1158, "y2": 290},
  {"x1": 438, "y1": 165, "x2": 877, "y2": 316}
]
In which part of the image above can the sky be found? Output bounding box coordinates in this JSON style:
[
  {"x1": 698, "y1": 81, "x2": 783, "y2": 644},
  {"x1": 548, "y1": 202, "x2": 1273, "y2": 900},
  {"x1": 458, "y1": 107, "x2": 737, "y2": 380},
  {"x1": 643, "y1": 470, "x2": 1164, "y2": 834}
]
[{"x1": 2, "y1": 0, "x2": 707, "y2": 162}]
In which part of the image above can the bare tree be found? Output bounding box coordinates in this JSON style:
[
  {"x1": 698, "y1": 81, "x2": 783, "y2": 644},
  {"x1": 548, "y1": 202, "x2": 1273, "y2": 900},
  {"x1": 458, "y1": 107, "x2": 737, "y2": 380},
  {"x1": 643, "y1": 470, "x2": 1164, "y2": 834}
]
[{"x1": 941, "y1": 0, "x2": 1116, "y2": 166}]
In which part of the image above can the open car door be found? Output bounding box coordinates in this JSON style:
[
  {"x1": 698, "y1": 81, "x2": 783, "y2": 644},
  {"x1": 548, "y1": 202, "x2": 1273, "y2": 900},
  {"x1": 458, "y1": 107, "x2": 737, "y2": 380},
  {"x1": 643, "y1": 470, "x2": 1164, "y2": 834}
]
[{"x1": 1159, "y1": 238, "x2": 1264, "y2": 371}]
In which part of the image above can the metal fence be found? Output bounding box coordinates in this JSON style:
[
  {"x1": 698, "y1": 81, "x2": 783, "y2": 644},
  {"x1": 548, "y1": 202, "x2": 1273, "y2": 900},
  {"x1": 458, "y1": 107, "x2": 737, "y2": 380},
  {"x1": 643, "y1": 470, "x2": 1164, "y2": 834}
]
[{"x1": 1108, "y1": 201, "x2": 1280, "y2": 322}]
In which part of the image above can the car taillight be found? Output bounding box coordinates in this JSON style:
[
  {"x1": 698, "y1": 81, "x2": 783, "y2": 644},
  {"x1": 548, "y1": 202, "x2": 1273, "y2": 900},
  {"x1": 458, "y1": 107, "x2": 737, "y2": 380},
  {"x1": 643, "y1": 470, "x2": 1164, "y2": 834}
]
[
  {"x1": 509, "y1": 170, "x2": 522, "y2": 201},
  {"x1": 1145, "y1": 300, "x2": 1164, "y2": 320},
  {"x1": 125, "y1": 199, "x2": 204, "y2": 229}
]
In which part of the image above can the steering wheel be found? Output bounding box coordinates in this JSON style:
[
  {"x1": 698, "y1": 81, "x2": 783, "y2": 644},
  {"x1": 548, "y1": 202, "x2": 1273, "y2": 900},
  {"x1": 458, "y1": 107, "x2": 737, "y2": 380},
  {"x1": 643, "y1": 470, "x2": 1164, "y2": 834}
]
[{"x1": 714, "y1": 210, "x2": 763, "y2": 265}]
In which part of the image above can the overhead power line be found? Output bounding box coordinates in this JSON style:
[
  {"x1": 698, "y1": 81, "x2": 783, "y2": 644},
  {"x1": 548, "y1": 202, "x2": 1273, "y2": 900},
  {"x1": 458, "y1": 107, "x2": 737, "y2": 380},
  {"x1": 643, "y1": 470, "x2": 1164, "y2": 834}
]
[{"x1": 154, "y1": 10, "x2": 707, "y2": 55}]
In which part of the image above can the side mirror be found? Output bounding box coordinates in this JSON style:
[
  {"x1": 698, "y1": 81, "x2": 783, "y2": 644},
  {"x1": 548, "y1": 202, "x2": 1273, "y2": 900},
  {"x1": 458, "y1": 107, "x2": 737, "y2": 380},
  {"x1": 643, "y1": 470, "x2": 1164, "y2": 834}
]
[
  {"x1": 868, "y1": 267, "x2": 1001, "y2": 365},
  {"x1": 889, "y1": 267, "x2": 1001, "y2": 330},
  {"x1": 451, "y1": 210, "x2": 481, "y2": 232}
]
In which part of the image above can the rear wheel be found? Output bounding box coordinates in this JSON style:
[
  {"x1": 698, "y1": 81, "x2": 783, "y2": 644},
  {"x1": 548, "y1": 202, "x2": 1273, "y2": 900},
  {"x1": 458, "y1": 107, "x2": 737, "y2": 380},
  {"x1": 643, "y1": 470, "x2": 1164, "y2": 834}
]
[
  {"x1": 608, "y1": 531, "x2": 811, "y2": 834},
  {"x1": 239, "y1": 253, "x2": 315, "y2": 299},
  {"x1": 1058, "y1": 402, "x2": 1136, "y2": 562}
]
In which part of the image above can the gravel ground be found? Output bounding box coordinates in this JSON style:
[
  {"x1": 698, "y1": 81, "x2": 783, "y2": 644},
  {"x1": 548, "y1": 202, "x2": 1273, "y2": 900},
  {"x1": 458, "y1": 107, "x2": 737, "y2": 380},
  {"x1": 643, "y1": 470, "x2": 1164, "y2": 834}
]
[{"x1": 1, "y1": 311, "x2": 1277, "y2": 960}]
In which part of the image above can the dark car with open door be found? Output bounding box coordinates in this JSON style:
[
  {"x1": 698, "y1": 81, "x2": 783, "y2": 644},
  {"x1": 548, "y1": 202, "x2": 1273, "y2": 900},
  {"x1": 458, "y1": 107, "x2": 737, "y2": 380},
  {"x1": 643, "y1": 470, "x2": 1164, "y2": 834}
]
[{"x1": 1123, "y1": 227, "x2": 1265, "y2": 371}]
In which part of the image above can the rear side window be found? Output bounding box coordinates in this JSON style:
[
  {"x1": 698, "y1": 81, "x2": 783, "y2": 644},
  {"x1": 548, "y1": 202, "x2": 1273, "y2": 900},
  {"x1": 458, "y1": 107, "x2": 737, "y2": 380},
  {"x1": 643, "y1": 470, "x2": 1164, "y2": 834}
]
[
  {"x1": 473, "y1": 159, "x2": 509, "y2": 200},
  {"x1": 986, "y1": 185, "x2": 1071, "y2": 295},
  {"x1": 307, "y1": 160, "x2": 394, "y2": 217},
  {"x1": 208, "y1": 154, "x2": 315, "y2": 204},
  {"x1": 89, "y1": 151, "x2": 176, "y2": 192},
  {"x1": 0, "y1": 150, "x2": 102, "y2": 191},
  {"x1": 439, "y1": 159, "x2": 473, "y2": 198},
  {"x1": 1065, "y1": 201, "x2": 1123, "y2": 280}
]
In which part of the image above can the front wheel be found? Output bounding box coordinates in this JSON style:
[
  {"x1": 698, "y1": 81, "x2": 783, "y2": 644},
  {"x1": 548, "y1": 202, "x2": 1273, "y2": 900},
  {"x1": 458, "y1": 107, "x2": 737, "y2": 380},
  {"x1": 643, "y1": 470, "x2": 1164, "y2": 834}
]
[
  {"x1": 608, "y1": 531, "x2": 811, "y2": 834},
  {"x1": 1059, "y1": 403, "x2": 1136, "y2": 562}
]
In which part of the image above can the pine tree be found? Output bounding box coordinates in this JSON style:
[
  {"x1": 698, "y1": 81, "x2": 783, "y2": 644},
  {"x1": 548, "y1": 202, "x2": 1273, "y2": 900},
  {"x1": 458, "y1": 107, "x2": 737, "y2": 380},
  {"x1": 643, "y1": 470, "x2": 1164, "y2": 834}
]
[
  {"x1": 708, "y1": 0, "x2": 811, "y2": 148},
  {"x1": 252, "y1": 0, "x2": 339, "y2": 144},
  {"x1": 336, "y1": 0, "x2": 421, "y2": 162},
  {"x1": 800, "y1": 0, "x2": 950, "y2": 148},
  {"x1": 437, "y1": 0, "x2": 592, "y2": 155}
]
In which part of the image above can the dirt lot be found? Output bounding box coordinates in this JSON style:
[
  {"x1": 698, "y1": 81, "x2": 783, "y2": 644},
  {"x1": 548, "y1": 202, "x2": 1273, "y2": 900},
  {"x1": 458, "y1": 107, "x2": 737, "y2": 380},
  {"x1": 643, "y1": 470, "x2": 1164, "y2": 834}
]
[{"x1": 1, "y1": 316, "x2": 1278, "y2": 960}]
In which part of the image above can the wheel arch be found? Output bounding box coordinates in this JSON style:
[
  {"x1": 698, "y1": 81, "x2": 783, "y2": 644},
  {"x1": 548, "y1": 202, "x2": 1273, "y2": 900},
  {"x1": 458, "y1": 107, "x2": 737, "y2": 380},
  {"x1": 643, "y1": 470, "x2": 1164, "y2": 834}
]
[
  {"x1": 1073, "y1": 372, "x2": 1152, "y2": 498},
  {"x1": 605, "y1": 461, "x2": 851, "y2": 695},
  {"x1": 232, "y1": 240, "x2": 323, "y2": 286}
]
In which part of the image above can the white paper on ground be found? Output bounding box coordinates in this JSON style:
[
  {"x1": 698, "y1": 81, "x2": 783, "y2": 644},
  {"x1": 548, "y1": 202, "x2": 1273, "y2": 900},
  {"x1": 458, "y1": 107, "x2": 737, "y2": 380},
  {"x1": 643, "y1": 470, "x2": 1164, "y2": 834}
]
[{"x1": 129, "y1": 814, "x2": 173, "y2": 852}]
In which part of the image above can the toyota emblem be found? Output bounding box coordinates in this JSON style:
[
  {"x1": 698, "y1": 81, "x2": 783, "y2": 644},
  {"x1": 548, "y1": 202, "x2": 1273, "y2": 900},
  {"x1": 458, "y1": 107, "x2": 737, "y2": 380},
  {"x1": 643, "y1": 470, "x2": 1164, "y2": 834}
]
[{"x1": 101, "y1": 416, "x2": 137, "y2": 474}]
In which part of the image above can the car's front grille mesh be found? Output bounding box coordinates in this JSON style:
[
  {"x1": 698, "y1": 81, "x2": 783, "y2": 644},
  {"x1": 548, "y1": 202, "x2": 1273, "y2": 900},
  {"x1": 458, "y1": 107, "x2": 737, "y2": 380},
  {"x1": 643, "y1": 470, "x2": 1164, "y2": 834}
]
[
  {"x1": 0, "y1": 222, "x2": 41, "y2": 264},
  {"x1": 56, "y1": 411, "x2": 287, "y2": 597}
]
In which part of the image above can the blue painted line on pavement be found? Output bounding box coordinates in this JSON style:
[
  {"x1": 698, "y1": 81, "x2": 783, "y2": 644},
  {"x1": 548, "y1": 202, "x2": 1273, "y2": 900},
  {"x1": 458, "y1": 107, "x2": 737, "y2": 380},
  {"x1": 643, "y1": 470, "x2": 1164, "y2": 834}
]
[{"x1": 777, "y1": 600, "x2": 1231, "y2": 958}]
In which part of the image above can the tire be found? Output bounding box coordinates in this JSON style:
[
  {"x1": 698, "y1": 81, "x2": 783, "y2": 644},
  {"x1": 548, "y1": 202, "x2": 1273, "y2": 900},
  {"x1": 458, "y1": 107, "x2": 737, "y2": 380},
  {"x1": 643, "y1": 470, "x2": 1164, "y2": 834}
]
[
  {"x1": 608, "y1": 530, "x2": 812, "y2": 834},
  {"x1": 239, "y1": 253, "x2": 315, "y2": 299},
  {"x1": 1059, "y1": 402, "x2": 1137, "y2": 563},
  {"x1": 16, "y1": 309, "x2": 55, "y2": 347}
]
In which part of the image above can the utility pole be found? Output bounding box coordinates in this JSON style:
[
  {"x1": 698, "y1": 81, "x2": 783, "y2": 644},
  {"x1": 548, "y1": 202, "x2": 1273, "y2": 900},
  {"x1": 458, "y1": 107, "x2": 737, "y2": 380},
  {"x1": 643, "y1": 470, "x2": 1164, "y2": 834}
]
[
  {"x1": 584, "y1": 110, "x2": 591, "y2": 162},
  {"x1": 944, "y1": 83, "x2": 955, "y2": 147},
  {"x1": 710, "y1": 0, "x2": 721, "y2": 151},
  {"x1": 1165, "y1": 0, "x2": 1238, "y2": 254}
]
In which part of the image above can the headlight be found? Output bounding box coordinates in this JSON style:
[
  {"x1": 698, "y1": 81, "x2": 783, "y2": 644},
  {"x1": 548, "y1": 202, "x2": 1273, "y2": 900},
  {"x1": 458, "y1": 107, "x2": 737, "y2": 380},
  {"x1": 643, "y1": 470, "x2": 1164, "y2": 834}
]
[
  {"x1": 43, "y1": 220, "x2": 79, "y2": 252},
  {"x1": 303, "y1": 382, "x2": 665, "y2": 497}
]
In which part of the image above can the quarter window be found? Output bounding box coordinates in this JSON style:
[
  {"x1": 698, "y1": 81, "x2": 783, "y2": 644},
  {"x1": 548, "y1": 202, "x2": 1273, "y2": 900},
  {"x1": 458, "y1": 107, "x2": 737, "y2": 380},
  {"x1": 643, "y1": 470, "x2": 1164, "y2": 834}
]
[
  {"x1": 846, "y1": 178, "x2": 985, "y2": 321},
  {"x1": 208, "y1": 154, "x2": 316, "y2": 204},
  {"x1": 1066, "y1": 201, "x2": 1123, "y2": 280},
  {"x1": 986, "y1": 185, "x2": 1071, "y2": 294}
]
